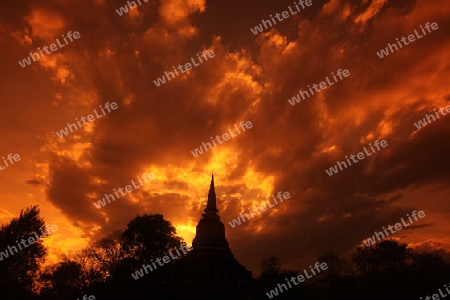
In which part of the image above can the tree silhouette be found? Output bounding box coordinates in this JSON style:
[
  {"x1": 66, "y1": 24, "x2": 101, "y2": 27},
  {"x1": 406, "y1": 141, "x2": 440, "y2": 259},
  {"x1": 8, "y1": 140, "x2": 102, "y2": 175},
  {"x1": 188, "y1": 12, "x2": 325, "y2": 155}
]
[
  {"x1": 3, "y1": 206, "x2": 450, "y2": 300},
  {"x1": 122, "y1": 213, "x2": 183, "y2": 264},
  {"x1": 90, "y1": 214, "x2": 184, "y2": 299},
  {"x1": 39, "y1": 253, "x2": 103, "y2": 300},
  {"x1": 260, "y1": 254, "x2": 282, "y2": 280},
  {"x1": 40, "y1": 259, "x2": 84, "y2": 299},
  {"x1": 84, "y1": 230, "x2": 126, "y2": 277},
  {"x1": 313, "y1": 252, "x2": 352, "y2": 288},
  {"x1": 256, "y1": 255, "x2": 301, "y2": 299},
  {"x1": 0, "y1": 206, "x2": 47, "y2": 298},
  {"x1": 352, "y1": 239, "x2": 412, "y2": 274}
]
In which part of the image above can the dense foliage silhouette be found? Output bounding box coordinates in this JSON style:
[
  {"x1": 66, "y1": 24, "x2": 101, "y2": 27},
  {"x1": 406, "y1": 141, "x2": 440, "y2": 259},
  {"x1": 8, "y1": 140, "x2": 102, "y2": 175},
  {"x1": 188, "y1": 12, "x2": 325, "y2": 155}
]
[{"x1": 1, "y1": 206, "x2": 449, "y2": 299}]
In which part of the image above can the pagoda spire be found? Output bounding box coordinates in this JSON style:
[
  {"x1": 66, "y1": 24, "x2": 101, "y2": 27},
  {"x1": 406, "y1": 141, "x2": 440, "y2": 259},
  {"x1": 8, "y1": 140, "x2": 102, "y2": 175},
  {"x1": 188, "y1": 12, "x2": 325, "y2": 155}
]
[
  {"x1": 204, "y1": 174, "x2": 218, "y2": 214},
  {"x1": 191, "y1": 174, "x2": 233, "y2": 258}
]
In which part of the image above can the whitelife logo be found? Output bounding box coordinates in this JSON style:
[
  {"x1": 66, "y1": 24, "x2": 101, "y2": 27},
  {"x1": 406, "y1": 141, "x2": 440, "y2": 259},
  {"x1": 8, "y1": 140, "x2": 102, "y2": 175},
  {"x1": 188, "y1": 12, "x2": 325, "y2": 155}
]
[
  {"x1": 0, "y1": 225, "x2": 58, "y2": 261},
  {"x1": 250, "y1": 0, "x2": 313, "y2": 35},
  {"x1": 288, "y1": 69, "x2": 350, "y2": 106},
  {"x1": 18, "y1": 31, "x2": 81, "y2": 68},
  {"x1": 115, "y1": 0, "x2": 149, "y2": 16},
  {"x1": 153, "y1": 50, "x2": 215, "y2": 87},
  {"x1": 93, "y1": 172, "x2": 155, "y2": 209},
  {"x1": 190, "y1": 121, "x2": 253, "y2": 157},
  {"x1": 130, "y1": 243, "x2": 193, "y2": 280},
  {"x1": 376, "y1": 22, "x2": 439, "y2": 59},
  {"x1": 228, "y1": 191, "x2": 290, "y2": 228},
  {"x1": 0, "y1": 153, "x2": 21, "y2": 171},
  {"x1": 265, "y1": 261, "x2": 328, "y2": 298},
  {"x1": 413, "y1": 105, "x2": 450, "y2": 130},
  {"x1": 363, "y1": 210, "x2": 425, "y2": 247},
  {"x1": 325, "y1": 140, "x2": 388, "y2": 176},
  {"x1": 77, "y1": 295, "x2": 95, "y2": 300},
  {"x1": 420, "y1": 283, "x2": 450, "y2": 300},
  {"x1": 55, "y1": 102, "x2": 118, "y2": 138}
]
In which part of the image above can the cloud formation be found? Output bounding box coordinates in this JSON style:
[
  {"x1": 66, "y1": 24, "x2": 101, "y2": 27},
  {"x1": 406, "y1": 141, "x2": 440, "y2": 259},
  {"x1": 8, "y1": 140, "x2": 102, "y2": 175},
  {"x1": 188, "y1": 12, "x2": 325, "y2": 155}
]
[{"x1": 0, "y1": 0, "x2": 449, "y2": 273}]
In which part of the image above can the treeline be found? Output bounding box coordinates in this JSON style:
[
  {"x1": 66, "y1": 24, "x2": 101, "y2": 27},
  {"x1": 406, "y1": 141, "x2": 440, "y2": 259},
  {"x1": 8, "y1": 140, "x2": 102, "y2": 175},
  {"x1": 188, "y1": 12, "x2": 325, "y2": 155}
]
[{"x1": 0, "y1": 206, "x2": 448, "y2": 299}]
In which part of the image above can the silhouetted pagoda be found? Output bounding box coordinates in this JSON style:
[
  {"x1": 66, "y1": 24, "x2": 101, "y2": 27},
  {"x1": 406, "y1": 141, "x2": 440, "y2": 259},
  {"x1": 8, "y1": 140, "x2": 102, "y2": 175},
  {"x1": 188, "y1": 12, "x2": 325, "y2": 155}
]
[{"x1": 162, "y1": 175, "x2": 253, "y2": 299}]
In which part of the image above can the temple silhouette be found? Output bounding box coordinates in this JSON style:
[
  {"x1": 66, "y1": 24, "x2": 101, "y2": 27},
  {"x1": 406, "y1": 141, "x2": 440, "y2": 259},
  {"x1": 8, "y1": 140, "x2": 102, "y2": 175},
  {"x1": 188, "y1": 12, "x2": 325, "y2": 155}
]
[{"x1": 161, "y1": 175, "x2": 253, "y2": 299}]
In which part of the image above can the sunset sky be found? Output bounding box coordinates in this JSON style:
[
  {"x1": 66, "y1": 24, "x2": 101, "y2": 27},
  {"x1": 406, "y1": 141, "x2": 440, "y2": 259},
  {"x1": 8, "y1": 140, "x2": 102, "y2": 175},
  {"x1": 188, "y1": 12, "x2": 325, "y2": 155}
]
[{"x1": 0, "y1": 0, "x2": 449, "y2": 274}]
